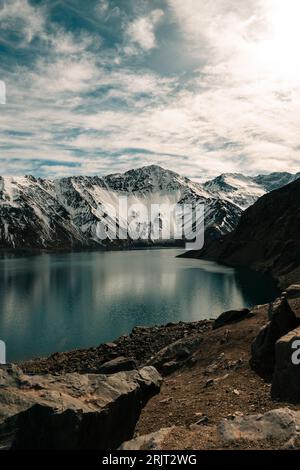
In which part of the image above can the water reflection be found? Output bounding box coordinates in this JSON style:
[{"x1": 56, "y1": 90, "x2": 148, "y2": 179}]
[{"x1": 0, "y1": 249, "x2": 279, "y2": 361}]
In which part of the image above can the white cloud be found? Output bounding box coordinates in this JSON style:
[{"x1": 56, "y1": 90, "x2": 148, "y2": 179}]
[
  {"x1": 0, "y1": 0, "x2": 46, "y2": 46},
  {"x1": 126, "y1": 9, "x2": 164, "y2": 51},
  {"x1": 1, "y1": 0, "x2": 300, "y2": 180}
]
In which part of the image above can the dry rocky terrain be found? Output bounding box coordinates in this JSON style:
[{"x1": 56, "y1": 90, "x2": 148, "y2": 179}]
[{"x1": 1, "y1": 285, "x2": 296, "y2": 450}]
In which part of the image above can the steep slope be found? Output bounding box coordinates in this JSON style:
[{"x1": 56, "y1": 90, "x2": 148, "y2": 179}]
[
  {"x1": 0, "y1": 166, "x2": 242, "y2": 250},
  {"x1": 204, "y1": 172, "x2": 300, "y2": 210},
  {"x1": 183, "y1": 178, "x2": 300, "y2": 287},
  {"x1": 0, "y1": 176, "x2": 88, "y2": 250},
  {"x1": 253, "y1": 172, "x2": 300, "y2": 192},
  {"x1": 204, "y1": 173, "x2": 265, "y2": 209}
]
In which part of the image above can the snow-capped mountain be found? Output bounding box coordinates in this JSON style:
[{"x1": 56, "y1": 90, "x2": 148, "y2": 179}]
[
  {"x1": 253, "y1": 172, "x2": 300, "y2": 192},
  {"x1": 204, "y1": 173, "x2": 265, "y2": 210},
  {"x1": 0, "y1": 165, "x2": 298, "y2": 250},
  {"x1": 204, "y1": 171, "x2": 300, "y2": 210}
]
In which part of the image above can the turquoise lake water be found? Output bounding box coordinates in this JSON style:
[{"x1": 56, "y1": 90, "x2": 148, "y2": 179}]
[{"x1": 0, "y1": 248, "x2": 279, "y2": 361}]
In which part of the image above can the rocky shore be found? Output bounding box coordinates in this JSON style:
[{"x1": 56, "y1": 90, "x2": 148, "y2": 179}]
[{"x1": 21, "y1": 320, "x2": 212, "y2": 375}]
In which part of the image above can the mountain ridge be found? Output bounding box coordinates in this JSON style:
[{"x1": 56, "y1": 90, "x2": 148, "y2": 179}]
[{"x1": 0, "y1": 165, "x2": 299, "y2": 251}]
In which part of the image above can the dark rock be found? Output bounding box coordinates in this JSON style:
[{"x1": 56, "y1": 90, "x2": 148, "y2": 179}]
[
  {"x1": 204, "y1": 379, "x2": 214, "y2": 388},
  {"x1": 195, "y1": 415, "x2": 209, "y2": 425},
  {"x1": 0, "y1": 364, "x2": 162, "y2": 450},
  {"x1": 272, "y1": 327, "x2": 300, "y2": 402},
  {"x1": 220, "y1": 329, "x2": 231, "y2": 344},
  {"x1": 146, "y1": 335, "x2": 203, "y2": 375},
  {"x1": 160, "y1": 361, "x2": 181, "y2": 375},
  {"x1": 286, "y1": 285, "x2": 300, "y2": 319},
  {"x1": 98, "y1": 356, "x2": 137, "y2": 374},
  {"x1": 213, "y1": 308, "x2": 251, "y2": 330},
  {"x1": 286, "y1": 284, "x2": 300, "y2": 300},
  {"x1": 250, "y1": 297, "x2": 299, "y2": 378}
]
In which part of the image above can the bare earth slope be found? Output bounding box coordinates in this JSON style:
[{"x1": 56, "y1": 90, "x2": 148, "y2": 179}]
[{"x1": 137, "y1": 302, "x2": 300, "y2": 450}]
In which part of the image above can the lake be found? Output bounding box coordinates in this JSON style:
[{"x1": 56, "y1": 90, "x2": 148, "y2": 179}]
[{"x1": 0, "y1": 248, "x2": 279, "y2": 362}]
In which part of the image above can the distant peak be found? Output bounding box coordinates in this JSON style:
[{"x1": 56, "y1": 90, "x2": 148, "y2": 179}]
[{"x1": 125, "y1": 164, "x2": 173, "y2": 174}]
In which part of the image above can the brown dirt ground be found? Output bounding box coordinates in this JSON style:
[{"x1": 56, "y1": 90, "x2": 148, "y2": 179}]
[{"x1": 136, "y1": 301, "x2": 300, "y2": 450}]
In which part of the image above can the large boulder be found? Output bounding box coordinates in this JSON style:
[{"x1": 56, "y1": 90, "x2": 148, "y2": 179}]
[
  {"x1": 146, "y1": 335, "x2": 203, "y2": 375},
  {"x1": 271, "y1": 327, "x2": 300, "y2": 402},
  {"x1": 286, "y1": 284, "x2": 300, "y2": 318},
  {"x1": 250, "y1": 297, "x2": 299, "y2": 378},
  {"x1": 213, "y1": 308, "x2": 251, "y2": 330},
  {"x1": 0, "y1": 364, "x2": 162, "y2": 450},
  {"x1": 286, "y1": 284, "x2": 300, "y2": 300},
  {"x1": 98, "y1": 356, "x2": 137, "y2": 374},
  {"x1": 219, "y1": 408, "x2": 300, "y2": 448}
]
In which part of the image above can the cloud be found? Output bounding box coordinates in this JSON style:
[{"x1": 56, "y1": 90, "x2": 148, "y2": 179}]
[
  {"x1": 0, "y1": 0, "x2": 299, "y2": 181},
  {"x1": 126, "y1": 9, "x2": 164, "y2": 51},
  {"x1": 0, "y1": 0, "x2": 46, "y2": 46},
  {"x1": 95, "y1": 0, "x2": 110, "y2": 17}
]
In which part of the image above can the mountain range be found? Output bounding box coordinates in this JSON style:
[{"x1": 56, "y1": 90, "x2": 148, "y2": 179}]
[{"x1": 0, "y1": 165, "x2": 299, "y2": 250}]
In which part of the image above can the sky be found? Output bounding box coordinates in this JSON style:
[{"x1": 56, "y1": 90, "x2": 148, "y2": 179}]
[{"x1": 0, "y1": 0, "x2": 300, "y2": 181}]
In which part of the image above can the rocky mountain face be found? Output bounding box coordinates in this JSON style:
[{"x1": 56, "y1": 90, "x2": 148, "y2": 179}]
[
  {"x1": 0, "y1": 165, "x2": 298, "y2": 251},
  {"x1": 253, "y1": 172, "x2": 300, "y2": 192},
  {"x1": 0, "y1": 364, "x2": 161, "y2": 450},
  {"x1": 204, "y1": 173, "x2": 266, "y2": 209},
  {"x1": 183, "y1": 178, "x2": 300, "y2": 287},
  {"x1": 204, "y1": 171, "x2": 300, "y2": 209}
]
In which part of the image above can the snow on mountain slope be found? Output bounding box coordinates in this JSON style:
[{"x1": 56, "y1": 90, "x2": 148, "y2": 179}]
[
  {"x1": 104, "y1": 165, "x2": 244, "y2": 242},
  {"x1": 0, "y1": 176, "x2": 88, "y2": 249},
  {"x1": 204, "y1": 171, "x2": 300, "y2": 210},
  {"x1": 0, "y1": 166, "x2": 298, "y2": 250},
  {"x1": 105, "y1": 165, "x2": 209, "y2": 198},
  {"x1": 204, "y1": 173, "x2": 266, "y2": 210}
]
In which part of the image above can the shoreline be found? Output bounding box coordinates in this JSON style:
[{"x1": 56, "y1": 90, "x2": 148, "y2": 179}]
[
  {"x1": 20, "y1": 319, "x2": 212, "y2": 375},
  {"x1": 0, "y1": 242, "x2": 186, "y2": 257}
]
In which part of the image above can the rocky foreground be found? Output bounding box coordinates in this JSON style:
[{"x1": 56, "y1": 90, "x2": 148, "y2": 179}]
[{"x1": 0, "y1": 284, "x2": 300, "y2": 450}]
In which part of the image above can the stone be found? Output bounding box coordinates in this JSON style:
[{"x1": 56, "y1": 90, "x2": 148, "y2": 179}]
[
  {"x1": 220, "y1": 329, "x2": 230, "y2": 344},
  {"x1": 204, "y1": 379, "x2": 214, "y2": 388},
  {"x1": 195, "y1": 416, "x2": 209, "y2": 425},
  {"x1": 213, "y1": 308, "x2": 251, "y2": 330},
  {"x1": 219, "y1": 408, "x2": 300, "y2": 446},
  {"x1": 286, "y1": 284, "x2": 300, "y2": 300},
  {"x1": 146, "y1": 335, "x2": 203, "y2": 375},
  {"x1": 98, "y1": 356, "x2": 137, "y2": 374},
  {"x1": 0, "y1": 364, "x2": 162, "y2": 450},
  {"x1": 119, "y1": 427, "x2": 174, "y2": 450},
  {"x1": 160, "y1": 361, "x2": 181, "y2": 375},
  {"x1": 250, "y1": 297, "x2": 299, "y2": 378},
  {"x1": 271, "y1": 327, "x2": 300, "y2": 402},
  {"x1": 105, "y1": 342, "x2": 117, "y2": 349},
  {"x1": 159, "y1": 397, "x2": 173, "y2": 405},
  {"x1": 286, "y1": 285, "x2": 300, "y2": 319}
]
